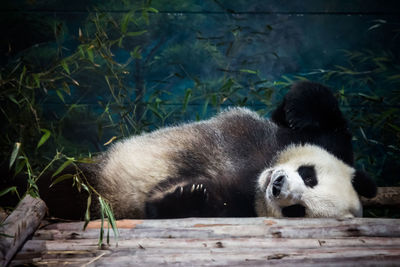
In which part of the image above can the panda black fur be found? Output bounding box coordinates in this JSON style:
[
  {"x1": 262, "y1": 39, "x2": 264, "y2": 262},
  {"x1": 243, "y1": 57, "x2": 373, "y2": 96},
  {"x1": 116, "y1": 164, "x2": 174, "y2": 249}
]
[{"x1": 39, "y1": 81, "x2": 377, "y2": 219}]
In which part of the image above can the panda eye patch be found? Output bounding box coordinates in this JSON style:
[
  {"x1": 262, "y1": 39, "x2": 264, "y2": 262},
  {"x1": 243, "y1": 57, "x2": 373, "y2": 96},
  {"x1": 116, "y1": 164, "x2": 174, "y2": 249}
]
[{"x1": 297, "y1": 165, "x2": 318, "y2": 188}]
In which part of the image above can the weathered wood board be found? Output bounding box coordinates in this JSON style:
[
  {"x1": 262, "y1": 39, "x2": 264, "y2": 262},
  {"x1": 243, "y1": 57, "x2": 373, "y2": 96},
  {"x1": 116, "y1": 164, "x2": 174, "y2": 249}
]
[
  {"x1": 10, "y1": 217, "x2": 400, "y2": 266},
  {"x1": 0, "y1": 195, "x2": 47, "y2": 267}
]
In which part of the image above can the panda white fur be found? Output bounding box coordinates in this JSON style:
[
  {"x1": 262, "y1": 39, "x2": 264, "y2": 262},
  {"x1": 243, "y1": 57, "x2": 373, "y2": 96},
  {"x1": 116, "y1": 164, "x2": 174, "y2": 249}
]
[{"x1": 39, "y1": 81, "x2": 377, "y2": 219}]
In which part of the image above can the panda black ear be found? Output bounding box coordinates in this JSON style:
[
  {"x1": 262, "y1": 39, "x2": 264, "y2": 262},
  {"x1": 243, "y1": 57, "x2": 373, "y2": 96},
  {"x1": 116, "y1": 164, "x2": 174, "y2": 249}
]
[
  {"x1": 271, "y1": 81, "x2": 348, "y2": 131},
  {"x1": 352, "y1": 170, "x2": 377, "y2": 199}
]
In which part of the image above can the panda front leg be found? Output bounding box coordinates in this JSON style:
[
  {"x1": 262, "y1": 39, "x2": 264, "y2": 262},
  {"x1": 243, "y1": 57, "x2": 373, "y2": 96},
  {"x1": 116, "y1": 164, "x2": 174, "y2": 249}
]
[{"x1": 145, "y1": 181, "x2": 214, "y2": 219}]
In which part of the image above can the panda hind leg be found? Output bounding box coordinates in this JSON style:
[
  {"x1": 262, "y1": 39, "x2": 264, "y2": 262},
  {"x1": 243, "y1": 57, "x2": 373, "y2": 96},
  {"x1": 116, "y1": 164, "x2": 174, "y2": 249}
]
[{"x1": 145, "y1": 181, "x2": 212, "y2": 219}]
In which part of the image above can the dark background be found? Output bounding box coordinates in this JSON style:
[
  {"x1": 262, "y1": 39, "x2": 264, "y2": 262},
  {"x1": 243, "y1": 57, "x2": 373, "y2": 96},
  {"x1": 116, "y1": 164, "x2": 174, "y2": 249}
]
[{"x1": 1, "y1": 1, "x2": 399, "y2": 196}]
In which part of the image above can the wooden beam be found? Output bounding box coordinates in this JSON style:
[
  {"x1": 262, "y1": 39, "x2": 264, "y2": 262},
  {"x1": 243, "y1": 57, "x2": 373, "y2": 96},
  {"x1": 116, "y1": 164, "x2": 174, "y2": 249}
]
[
  {"x1": 13, "y1": 217, "x2": 400, "y2": 266},
  {"x1": 0, "y1": 195, "x2": 47, "y2": 267},
  {"x1": 361, "y1": 187, "x2": 400, "y2": 207}
]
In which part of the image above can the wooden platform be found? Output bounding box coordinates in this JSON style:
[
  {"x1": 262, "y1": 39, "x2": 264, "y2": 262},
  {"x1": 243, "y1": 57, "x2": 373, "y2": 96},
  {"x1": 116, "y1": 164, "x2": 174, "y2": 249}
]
[{"x1": 10, "y1": 217, "x2": 400, "y2": 266}]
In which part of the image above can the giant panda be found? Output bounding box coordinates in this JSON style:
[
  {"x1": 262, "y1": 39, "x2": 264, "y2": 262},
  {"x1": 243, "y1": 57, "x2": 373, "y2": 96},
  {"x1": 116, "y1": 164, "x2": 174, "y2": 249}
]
[{"x1": 39, "y1": 81, "x2": 377, "y2": 219}]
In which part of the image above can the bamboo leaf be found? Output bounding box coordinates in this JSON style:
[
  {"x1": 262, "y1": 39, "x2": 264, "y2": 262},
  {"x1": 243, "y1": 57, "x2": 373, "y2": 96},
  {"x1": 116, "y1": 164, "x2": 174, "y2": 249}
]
[
  {"x1": 182, "y1": 88, "x2": 192, "y2": 112},
  {"x1": 14, "y1": 158, "x2": 26, "y2": 175},
  {"x1": 61, "y1": 60, "x2": 70, "y2": 74},
  {"x1": 202, "y1": 98, "x2": 209, "y2": 117},
  {"x1": 387, "y1": 123, "x2": 400, "y2": 132},
  {"x1": 87, "y1": 47, "x2": 94, "y2": 63},
  {"x1": 37, "y1": 129, "x2": 51, "y2": 149},
  {"x1": 145, "y1": 7, "x2": 159, "y2": 13},
  {"x1": 125, "y1": 30, "x2": 147, "y2": 37},
  {"x1": 9, "y1": 142, "x2": 21, "y2": 169},
  {"x1": 130, "y1": 45, "x2": 142, "y2": 59},
  {"x1": 32, "y1": 74, "x2": 40, "y2": 88},
  {"x1": 77, "y1": 158, "x2": 95, "y2": 164},
  {"x1": 50, "y1": 173, "x2": 74, "y2": 187},
  {"x1": 8, "y1": 95, "x2": 20, "y2": 106},
  {"x1": 98, "y1": 196, "x2": 105, "y2": 246},
  {"x1": 52, "y1": 159, "x2": 73, "y2": 178},
  {"x1": 56, "y1": 90, "x2": 65, "y2": 103},
  {"x1": 121, "y1": 11, "x2": 134, "y2": 34},
  {"x1": 62, "y1": 82, "x2": 71, "y2": 95},
  {"x1": 387, "y1": 74, "x2": 400, "y2": 81},
  {"x1": 83, "y1": 194, "x2": 92, "y2": 229},
  {"x1": 358, "y1": 93, "x2": 382, "y2": 102},
  {"x1": 368, "y1": 24, "x2": 381, "y2": 31},
  {"x1": 18, "y1": 66, "x2": 27, "y2": 90},
  {"x1": 240, "y1": 69, "x2": 258, "y2": 74},
  {"x1": 104, "y1": 136, "x2": 117, "y2": 146},
  {"x1": 147, "y1": 105, "x2": 163, "y2": 119},
  {"x1": 0, "y1": 186, "x2": 20, "y2": 199}
]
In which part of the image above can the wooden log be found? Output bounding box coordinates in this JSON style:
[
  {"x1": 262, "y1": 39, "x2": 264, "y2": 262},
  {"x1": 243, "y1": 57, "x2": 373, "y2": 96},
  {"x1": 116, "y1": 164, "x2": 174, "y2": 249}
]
[
  {"x1": 0, "y1": 195, "x2": 47, "y2": 267},
  {"x1": 12, "y1": 239, "x2": 400, "y2": 266},
  {"x1": 32, "y1": 217, "x2": 400, "y2": 240},
  {"x1": 11, "y1": 217, "x2": 400, "y2": 266},
  {"x1": 361, "y1": 187, "x2": 400, "y2": 207}
]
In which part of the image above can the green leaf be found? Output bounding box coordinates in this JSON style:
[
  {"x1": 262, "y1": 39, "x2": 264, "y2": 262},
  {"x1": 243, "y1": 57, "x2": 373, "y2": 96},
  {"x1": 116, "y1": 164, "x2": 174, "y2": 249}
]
[
  {"x1": 8, "y1": 95, "x2": 20, "y2": 106},
  {"x1": 52, "y1": 159, "x2": 73, "y2": 178},
  {"x1": 220, "y1": 79, "x2": 234, "y2": 92},
  {"x1": 14, "y1": 158, "x2": 26, "y2": 176},
  {"x1": 61, "y1": 60, "x2": 70, "y2": 74},
  {"x1": 202, "y1": 98, "x2": 209, "y2": 117},
  {"x1": 0, "y1": 186, "x2": 20, "y2": 199},
  {"x1": 130, "y1": 46, "x2": 142, "y2": 59},
  {"x1": 387, "y1": 74, "x2": 400, "y2": 81},
  {"x1": 9, "y1": 142, "x2": 21, "y2": 169},
  {"x1": 121, "y1": 11, "x2": 134, "y2": 34},
  {"x1": 56, "y1": 90, "x2": 65, "y2": 103},
  {"x1": 62, "y1": 82, "x2": 71, "y2": 95},
  {"x1": 387, "y1": 123, "x2": 400, "y2": 132},
  {"x1": 98, "y1": 196, "x2": 105, "y2": 246},
  {"x1": 182, "y1": 88, "x2": 192, "y2": 112},
  {"x1": 83, "y1": 194, "x2": 92, "y2": 229},
  {"x1": 368, "y1": 24, "x2": 381, "y2": 31},
  {"x1": 240, "y1": 69, "x2": 258, "y2": 74},
  {"x1": 37, "y1": 129, "x2": 51, "y2": 149},
  {"x1": 147, "y1": 105, "x2": 163, "y2": 119},
  {"x1": 211, "y1": 93, "x2": 218, "y2": 107},
  {"x1": 125, "y1": 30, "x2": 147, "y2": 37},
  {"x1": 77, "y1": 158, "x2": 95, "y2": 164},
  {"x1": 32, "y1": 74, "x2": 40, "y2": 88},
  {"x1": 104, "y1": 76, "x2": 112, "y2": 90},
  {"x1": 87, "y1": 48, "x2": 94, "y2": 63},
  {"x1": 18, "y1": 66, "x2": 26, "y2": 90},
  {"x1": 145, "y1": 7, "x2": 159, "y2": 13},
  {"x1": 50, "y1": 173, "x2": 74, "y2": 187},
  {"x1": 358, "y1": 93, "x2": 382, "y2": 102}
]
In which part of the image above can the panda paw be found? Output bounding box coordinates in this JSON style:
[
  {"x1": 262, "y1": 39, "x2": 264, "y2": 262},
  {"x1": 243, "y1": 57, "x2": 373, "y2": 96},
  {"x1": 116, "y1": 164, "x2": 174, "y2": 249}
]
[
  {"x1": 145, "y1": 183, "x2": 209, "y2": 219},
  {"x1": 174, "y1": 183, "x2": 208, "y2": 202}
]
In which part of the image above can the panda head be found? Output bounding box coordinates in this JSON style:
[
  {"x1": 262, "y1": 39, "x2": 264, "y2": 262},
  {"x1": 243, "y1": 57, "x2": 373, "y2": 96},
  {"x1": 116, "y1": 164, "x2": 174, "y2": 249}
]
[{"x1": 256, "y1": 144, "x2": 377, "y2": 218}]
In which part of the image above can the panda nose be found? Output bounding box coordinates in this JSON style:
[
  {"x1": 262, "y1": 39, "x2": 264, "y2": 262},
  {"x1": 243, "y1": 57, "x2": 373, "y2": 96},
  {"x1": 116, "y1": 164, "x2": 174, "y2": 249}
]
[{"x1": 272, "y1": 175, "x2": 285, "y2": 197}]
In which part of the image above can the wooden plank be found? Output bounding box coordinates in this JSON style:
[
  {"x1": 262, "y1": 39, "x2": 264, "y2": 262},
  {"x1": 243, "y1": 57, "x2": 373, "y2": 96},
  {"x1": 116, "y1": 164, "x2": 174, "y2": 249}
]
[
  {"x1": 0, "y1": 195, "x2": 47, "y2": 267},
  {"x1": 33, "y1": 217, "x2": 400, "y2": 240},
  {"x1": 11, "y1": 242, "x2": 400, "y2": 266},
  {"x1": 11, "y1": 217, "x2": 400, "y2": 266},
  {"x1": 361, "y1": 187, "x2": 400, "y2": 207}
]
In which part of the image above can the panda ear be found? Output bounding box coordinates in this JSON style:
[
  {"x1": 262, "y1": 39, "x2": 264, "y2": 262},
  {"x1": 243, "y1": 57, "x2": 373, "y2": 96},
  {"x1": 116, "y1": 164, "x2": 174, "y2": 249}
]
[
  {"x1": 271, "y1": 81, "x2": 348, "y2": 131},
  {"x1": 352, "y1": 170, "x2": 377, "y2": 198}
]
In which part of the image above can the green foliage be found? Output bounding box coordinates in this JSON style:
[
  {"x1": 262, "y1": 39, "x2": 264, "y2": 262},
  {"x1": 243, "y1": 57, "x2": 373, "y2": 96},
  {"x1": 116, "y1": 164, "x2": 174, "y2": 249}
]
[{"x1": 303, "y1": 47, "x2": 400, "y2": 187}]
